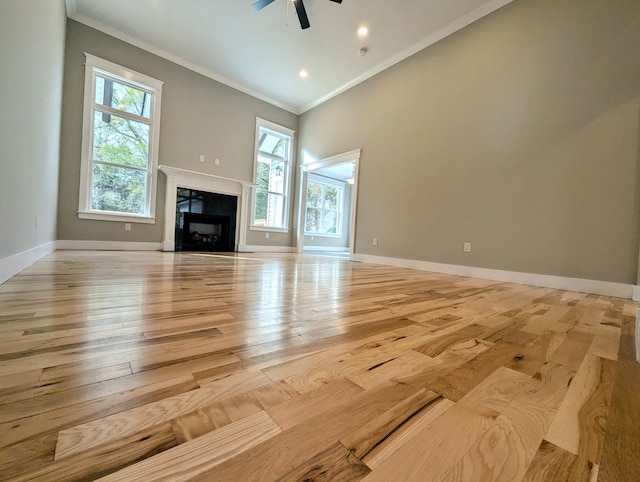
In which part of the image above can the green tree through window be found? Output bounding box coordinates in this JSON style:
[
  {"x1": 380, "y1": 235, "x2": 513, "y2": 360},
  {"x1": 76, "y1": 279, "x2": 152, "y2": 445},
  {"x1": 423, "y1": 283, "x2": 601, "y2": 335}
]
[
  {"x1": 305, "y1": 177, "x2": 343, "y2": 236},
  {"x1": 78, "y1": 54, "x2": 163, "y2": 223},
  {"x1": 252, "y1": 120, "x2": 292, "y2": 229}
]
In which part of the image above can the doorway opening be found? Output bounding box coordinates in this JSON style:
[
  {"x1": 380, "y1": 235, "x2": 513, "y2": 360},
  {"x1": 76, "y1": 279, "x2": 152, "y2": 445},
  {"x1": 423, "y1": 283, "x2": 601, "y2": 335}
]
[{"x1": 297, "y1": 149, "x2": 361, "y2": 258}]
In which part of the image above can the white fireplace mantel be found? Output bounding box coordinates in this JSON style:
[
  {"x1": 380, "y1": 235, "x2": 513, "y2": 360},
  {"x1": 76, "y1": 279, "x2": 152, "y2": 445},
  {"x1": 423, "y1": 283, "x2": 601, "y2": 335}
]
[{"x1": 158, "y1": 165, "x2": 255, "y2": 252}]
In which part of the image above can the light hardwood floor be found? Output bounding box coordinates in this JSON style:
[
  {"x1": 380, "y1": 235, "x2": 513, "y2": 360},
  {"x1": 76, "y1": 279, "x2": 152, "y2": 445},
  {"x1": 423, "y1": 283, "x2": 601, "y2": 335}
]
[{"x1": 0, "y1": 250, "x2": 638, "y2": 481}]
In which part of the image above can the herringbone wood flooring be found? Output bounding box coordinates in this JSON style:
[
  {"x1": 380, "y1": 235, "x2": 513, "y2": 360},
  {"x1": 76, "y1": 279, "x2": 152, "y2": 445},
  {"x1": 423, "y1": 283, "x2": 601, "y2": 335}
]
[{"x1": 0, "y1": 251, "x2": 638, "y2": 481}]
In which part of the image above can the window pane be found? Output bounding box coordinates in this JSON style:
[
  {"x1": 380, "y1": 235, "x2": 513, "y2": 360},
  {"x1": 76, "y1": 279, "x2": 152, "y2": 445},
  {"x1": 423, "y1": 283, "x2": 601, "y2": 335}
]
[
  {"x1": 95, "y1": 76, "x2": 151, "y2": 118},
  {"x1": 306, "y1": 182, "x2": 322, "y2": 208},
  {"x1": 266, "y1": 193, "x2": 284, "y2": 227},
  {"x1": 257, "y1": 155, "x2": 285, "y2": 195},
  {"x1": 256, "y1": 159, "x2": 270, "y2": 191},
  {"x1": 322, "y1": 211, "x2": 338, "y2": 234},
  {"x1": 254, "y1": 191, "x2": 284, "y2": 228},
  {"x1": 91, "y1": 164, "x2": 147, "y2": 214},
  {"x1": 93, "y1": 111, "x2": 149, "y2": 169},
  {"x1": 305, "y1": 208, "x2": 321, "y2": 233},
  {"x1": 254, "y1": 191, "x2": 267, "y2": 225},
  {"x1": 269, "y1": 160, "x2": 285, "y2": 195},
  {"x1": 324, "y1": 186, "x2": 339, "y2": 210},
  {"x1": 259, "y1": 132, "x2": 288, "y2": 158}
]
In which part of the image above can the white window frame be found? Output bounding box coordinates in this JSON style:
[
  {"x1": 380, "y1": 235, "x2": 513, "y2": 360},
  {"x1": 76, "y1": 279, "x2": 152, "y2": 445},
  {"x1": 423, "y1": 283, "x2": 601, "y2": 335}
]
[
  {"x1": 304, "y1": 174, "x2": 344, "y2": 237},
  {"x1": 250, "y1": 118, "x2": 294, "y2": 232},
  {"x1": 78, "y1": 53, "x2": 163, "y2": 224}
]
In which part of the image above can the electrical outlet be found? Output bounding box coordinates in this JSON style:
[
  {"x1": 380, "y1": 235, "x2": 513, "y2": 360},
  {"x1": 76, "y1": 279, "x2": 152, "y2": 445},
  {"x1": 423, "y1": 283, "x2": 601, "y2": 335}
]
[
  {"x1": 265, "y1": 232, "x2": 270, "y2": 239},
  {"x1": 125, "y1": 223, "x2": 132, "y2": 231},
  {"x1": 214, "y1": 158, "x2": 220, "y2": 166},
  {"x1": 199, "y1": 154, "x2": 205, "y2": 162},
  {"x1": 464, "y1": 242, "x2": 471, "y2": 252},
  {"x1": 372, "y1": 237, "x2": 378, "y2": 246}
]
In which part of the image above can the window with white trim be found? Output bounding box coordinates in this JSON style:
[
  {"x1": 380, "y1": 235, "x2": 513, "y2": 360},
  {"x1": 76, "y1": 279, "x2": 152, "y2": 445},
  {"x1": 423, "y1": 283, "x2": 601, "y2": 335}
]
[
  {"x1": 305, "y1": 175, "x2": 344, "y2": 236},
  {"x1": 78, "y1": 54, "x2": 163, "y2": 223},
  {"x1": 251, "y1": 118, "x2": 294, "y2": 231}
]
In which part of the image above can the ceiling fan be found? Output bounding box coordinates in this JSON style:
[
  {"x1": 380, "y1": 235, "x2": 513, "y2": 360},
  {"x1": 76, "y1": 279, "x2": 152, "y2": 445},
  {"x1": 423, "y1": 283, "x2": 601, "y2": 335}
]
[{"x1": 252, "y1": 0, "x2": 343, "y2": 30}]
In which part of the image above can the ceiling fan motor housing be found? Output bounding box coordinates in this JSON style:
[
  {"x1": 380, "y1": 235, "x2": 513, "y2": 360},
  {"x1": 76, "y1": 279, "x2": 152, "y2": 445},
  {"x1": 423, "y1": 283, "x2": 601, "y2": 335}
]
[{"x1": 252, "y1": 0, "x2": 344, "y2": 30}]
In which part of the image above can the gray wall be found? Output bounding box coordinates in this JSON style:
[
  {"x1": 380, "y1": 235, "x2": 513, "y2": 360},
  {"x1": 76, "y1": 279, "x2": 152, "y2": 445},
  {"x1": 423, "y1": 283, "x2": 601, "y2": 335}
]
[
  {"x1": 58, "y1": 20, "x2": 298, "y2": 247},
  {"x1": 0, "y1": 0, "x2": 66, "y2": 259},
  {"x1": 298, "y1": 0, "x2": 640, "y2": 284}
]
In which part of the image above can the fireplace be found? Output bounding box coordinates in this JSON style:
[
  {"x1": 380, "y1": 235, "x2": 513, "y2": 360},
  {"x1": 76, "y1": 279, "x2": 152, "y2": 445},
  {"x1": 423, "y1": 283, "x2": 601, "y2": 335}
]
[
  {"x1": 182, "y1": 213, "x2": 231, "y2": 251},
  {"x1": 158, "y1": 165, "x2": 253, "y2": 252},
  {"x1": 175, "y1": 188, "x2": 237, "y2": 252}
]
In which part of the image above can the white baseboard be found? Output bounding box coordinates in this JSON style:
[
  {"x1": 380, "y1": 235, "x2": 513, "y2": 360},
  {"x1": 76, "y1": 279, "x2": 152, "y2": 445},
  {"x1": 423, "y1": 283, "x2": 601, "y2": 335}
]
[
  {"x1": 0, "y1": 241, "x2": 57, "y2": 285},
  {"x1": 303, "y1": 246, "x2": 349, "y2": 252},
  {"x1": 237, "y1": 244, "x2": 296, "y2": 253},
  {"x1": 57, "y1": 240, "x2": 162, "y2": 251},
  {"x1": 351, "y1": 253, "x2": 634, "y2": 299}
]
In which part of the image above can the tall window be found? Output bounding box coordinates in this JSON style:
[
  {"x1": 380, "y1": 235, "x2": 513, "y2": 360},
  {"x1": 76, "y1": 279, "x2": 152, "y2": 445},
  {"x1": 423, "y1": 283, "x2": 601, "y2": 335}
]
[
  {"x1": 251, "y1": 118, "x2": 294, "y2": 231},
  {"x1": 305, "y1": 175, "x2": 344, "y2": 236},
  {"x1": 78, "y1": 54, "x2": 163, "y2": 223}
]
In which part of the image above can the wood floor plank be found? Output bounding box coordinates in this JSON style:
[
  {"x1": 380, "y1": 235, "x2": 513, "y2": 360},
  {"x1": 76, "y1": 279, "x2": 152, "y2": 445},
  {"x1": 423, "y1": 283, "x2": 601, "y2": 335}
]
[
  {"x1": 340, "y1": 387, "x2": 441, "y2": 459},
  {"x1": 0, "y1": 433, "x2": 58, "y2": 481},
  {"x1": 587, "y1": 323, "x2": 620, "y2": 361},
  {"x1": 362, "y1": 397, "x2": 455, "y2": 469},
  {"x1": 0, "y1": 374, "x2": 198, "y2": 450},
  {"x1": 394, "y1": 337, "x2": 494, "y2": 390},
  {"x1": 427, "y1": 342, "x2": 525, "y2": 401},
  {"x1": 0, "y1": 251, "x2": 637, "y2": 481},
  {"x1": 363, "y1": 367, "x2": 533, "y2": 481},
  {"x1": 413, "y1": 324, "x2": 488, "y2": 357},
  {"x1": 0, "y1": 362, "x2": 132, "y2": 406},
  {"x1": 267, "y1": 379, "x2": 365, "y2": 431},
  {"x1": 0, "y1": 368, "x2": 42, "y2": 392},
  {"x1": 522, "y1": 440, "x2": 599, "y2": 482},
  {"x1": 12, "y1": 423, "x2": 178, "y2": 482},
  {"x1": 55, "y1": 369, "x2": 272, "y2": 459},
  {"x1": 441, "y1": 398, "x2": 556, "y2": 481},
  {"x1": 544, "y1": 354, "x2": 616, "y2": 462},
  {"x1": 526, "y1": 362, "x2": 576, "y2": 410},
  {"x1": 284, "y1": 336, "x2": 429, "y2": 394},
  {"x1": 99, "y1": 410, "x2": 281, "y2": 481},
  {"x1": 548, "y1": 330, "x2": 595, "y2": 371},
  {"x1": 172, "y1": 380, "x2": 296, "y2": 443},
  {"x1": 346, "y1": 350, "x2": 440, "y2": 390},
  {"x1": 275, "y1": 442, "x2": 370, "y2": 482},
  {"x1": 191, "y1": 382, "x2": 421, "y2": 481},
  {"x1": 598, "y1": 334, "x2": 640, "y2": 481}
]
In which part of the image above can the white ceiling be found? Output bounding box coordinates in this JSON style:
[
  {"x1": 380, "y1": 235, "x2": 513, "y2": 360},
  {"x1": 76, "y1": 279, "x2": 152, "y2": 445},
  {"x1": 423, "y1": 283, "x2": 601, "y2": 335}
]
[{"x1": 65, "y1": 0, "x2": 513, "y2": 114}]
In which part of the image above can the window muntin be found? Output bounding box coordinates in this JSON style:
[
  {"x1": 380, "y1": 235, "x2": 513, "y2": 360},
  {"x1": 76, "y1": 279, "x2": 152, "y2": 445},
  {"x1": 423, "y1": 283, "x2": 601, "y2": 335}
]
[
  {"x1": 78, "y1": 54, "x2": 162, "y2": 223},
  {"x1": 94, "y1": 76, "x2": 151, "y2": 119},
  {"x1": 305, "y1": 176, "x2": 344, "y2": 236},
  {"x1": 251, "y1": 119, "x2": 293, "y2": 230},
  {"x1": 92, "y1": 111, "x2": 150, "y2": 169}
]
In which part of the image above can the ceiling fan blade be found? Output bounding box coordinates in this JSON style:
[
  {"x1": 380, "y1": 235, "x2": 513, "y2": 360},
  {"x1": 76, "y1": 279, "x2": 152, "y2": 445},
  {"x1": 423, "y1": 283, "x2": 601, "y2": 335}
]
[
  {"x1": 328, "y1": 0, "x2": 343, "y2": 3},
  {"x1": 252, "y1": 0, "x2": 276, "y2": 11},
  {"x1": 294, "y1": 0, "x2": 310, "y2": 29}
]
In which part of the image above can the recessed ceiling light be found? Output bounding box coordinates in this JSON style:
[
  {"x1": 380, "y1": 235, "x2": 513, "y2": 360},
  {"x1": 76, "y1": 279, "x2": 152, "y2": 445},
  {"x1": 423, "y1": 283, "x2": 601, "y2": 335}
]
[
  {"x1": 299, "y1": 69, "x2": 308, "y2": 78},
  {"x1": 358, "y1": 26, "x2": 368, "y2": 37}
]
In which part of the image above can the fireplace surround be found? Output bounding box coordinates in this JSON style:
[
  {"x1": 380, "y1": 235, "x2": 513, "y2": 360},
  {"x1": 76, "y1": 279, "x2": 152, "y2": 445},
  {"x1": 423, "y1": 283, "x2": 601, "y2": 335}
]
[{"x1": 158, "y1": 165, "x2": 254, "y2": 252}]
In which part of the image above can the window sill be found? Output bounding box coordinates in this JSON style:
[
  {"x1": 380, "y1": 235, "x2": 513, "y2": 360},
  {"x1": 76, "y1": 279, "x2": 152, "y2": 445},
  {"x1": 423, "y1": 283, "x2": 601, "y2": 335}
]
[
  {"x1": 250, "y1": 225, "x2": 289, "y2": 233},
  {"x1": 304, "y1": 233, "x2": 342, "y2": 238},
  {"x1": 78, "y1": 211, "x2": 156, "y2": 224}
]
